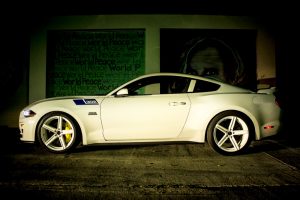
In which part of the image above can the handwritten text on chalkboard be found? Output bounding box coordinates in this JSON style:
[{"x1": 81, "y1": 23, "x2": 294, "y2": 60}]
[{"x1": 46, "y1": 29, "x2": 145, "y2": 97}]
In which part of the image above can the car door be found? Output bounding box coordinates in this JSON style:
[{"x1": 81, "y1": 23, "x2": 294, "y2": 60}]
[
  {"x1": 101, "y1": 94, "x2": 190, "y2": 140},
  {"x1": 100, "y1": 75, "x2": 191, "y2": 141}
]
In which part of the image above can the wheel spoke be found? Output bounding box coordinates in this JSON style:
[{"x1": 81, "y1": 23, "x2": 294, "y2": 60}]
[
  {"x1": 216, "y1": 124, "x2": 228, "y2": 134},
  {"x1": 58, "y1": 136, "x2": 67, "y2": 149},
  {"x1": 229, "y1": 136, "x2": 240, "y2": 150},
  {"x1": 42, "y1": 124, "x2": 56, "y2": 133},
  {"x1": 62, "y1": 129, "x2": 74, "y2": 135},
  {"x1": 233, "y1": 129, "x2": 248, "y2": 136},
  {"x1": 45, "y1": 134, "x2": 59, "y2": 146},
  {"x1": 57, "y1": 116, "x2": 63, "y2": 130},
  {"x1": 228, "y1": 116, "x2": 237, "y2": 130},
  {"x1": 217, "y1": 134, "x2": 229, "y2": 147}
]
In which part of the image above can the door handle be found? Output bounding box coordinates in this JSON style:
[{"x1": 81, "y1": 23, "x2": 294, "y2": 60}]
[{"x1": 169, "y1": 102, "x2": 186, "y2": 106}]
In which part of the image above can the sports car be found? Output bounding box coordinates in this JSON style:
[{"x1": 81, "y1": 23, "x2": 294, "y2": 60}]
[{"x1": 19, "y1": 73, "x2": 281, "y2": 155}]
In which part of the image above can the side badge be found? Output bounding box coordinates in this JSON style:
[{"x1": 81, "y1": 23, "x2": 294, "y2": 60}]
[
  {"x1": 88, "y1": 112, "x2": 98, "y2": 115},
  {"x1": 74, "y1": 99, "x2": 99, "y2": 105}
]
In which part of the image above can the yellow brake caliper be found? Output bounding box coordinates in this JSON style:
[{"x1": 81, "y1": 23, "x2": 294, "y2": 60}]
[{"x1": 64, "y1": 122, "x2": 72, "y2": 143}]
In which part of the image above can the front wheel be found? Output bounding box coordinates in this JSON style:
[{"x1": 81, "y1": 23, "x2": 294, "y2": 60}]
[
  {"x1": 207, "y1": 111, "x2": 253, "y2": 155},
  {"x1": 36, "y1": 112, "x2": 81, "y2": 153}
]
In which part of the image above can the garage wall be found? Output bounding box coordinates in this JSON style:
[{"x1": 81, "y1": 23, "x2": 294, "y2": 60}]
[{"x1": 1, "y1": 14, "x2": 276, "y2": 128}]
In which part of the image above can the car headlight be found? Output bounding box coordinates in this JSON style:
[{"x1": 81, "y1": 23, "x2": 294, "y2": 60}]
[{"x1": 23, "y1": 109, "x2": 36, "y2": 117}]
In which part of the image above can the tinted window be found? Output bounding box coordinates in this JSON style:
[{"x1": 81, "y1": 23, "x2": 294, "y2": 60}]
[
  {"x1": 124, "y1": 76, "x2": 191, "y2": 95},
  {"x1": 193, "y1": 80, "x2": 220, "y2": 92}
]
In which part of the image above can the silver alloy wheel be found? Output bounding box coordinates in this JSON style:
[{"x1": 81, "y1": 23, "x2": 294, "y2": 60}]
[
  {"x1": 213, "y1": 115, "x2": 249, "y2": 153},
  {"x1": 207, "y1": 111, "x2": 253, "y2": 155},
  {"x1": 39, "y1": 115, "x2": 76, "y2": 152}
]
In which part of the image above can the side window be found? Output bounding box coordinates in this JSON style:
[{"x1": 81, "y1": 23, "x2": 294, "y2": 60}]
[
  {"x1": 193, "y1": 80, "x2": 220, "y2": 93},
  {"x1": 125, "y1": 76, "x2": 191, "y2": 95},
  {"x1": 124, "y1": 77, "x2": 162, "y2": 95},
  {"x1": 136, "y1": 82, "x2": 161, "y2": 95},
  {"x1": 167, "y1": 77, "x2": 190, "y2": 94}
]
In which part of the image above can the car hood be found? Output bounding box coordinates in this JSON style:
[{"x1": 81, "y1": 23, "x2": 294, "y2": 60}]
[{"x1": 27, "y1": 96, "x2": 106, "y2": 107}]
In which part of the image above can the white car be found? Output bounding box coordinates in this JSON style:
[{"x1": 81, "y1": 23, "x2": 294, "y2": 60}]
[{"x1": 19, "y1": 73, "x2": 281, "y2": 155}]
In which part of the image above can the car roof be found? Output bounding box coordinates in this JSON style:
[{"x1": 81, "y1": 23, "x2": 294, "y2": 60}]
[
  {"x1": 106, "y1": 72, "x2": 252, "y2": 96},
  {"x1": 135, "y1": 72, "x2": 223, "y2": 84}
]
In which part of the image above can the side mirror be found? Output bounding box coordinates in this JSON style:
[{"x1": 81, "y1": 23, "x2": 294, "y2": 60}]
[{"x1": 116, "y1": 88, "x2": 129, "y2": 96}]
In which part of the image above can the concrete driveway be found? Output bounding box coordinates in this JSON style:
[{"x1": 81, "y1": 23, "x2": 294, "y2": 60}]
[{"x1": 0, "y1": 128, "x2": 300, "y2": 199}]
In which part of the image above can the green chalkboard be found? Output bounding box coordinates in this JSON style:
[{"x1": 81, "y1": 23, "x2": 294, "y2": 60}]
[{"x1": 46, "y1": 29, "x2": 145, "y2": 97}]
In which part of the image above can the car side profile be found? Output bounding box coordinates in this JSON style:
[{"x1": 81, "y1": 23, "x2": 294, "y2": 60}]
[{"x1": 19, "y1": 73, "x2": 281, "y2": 155}]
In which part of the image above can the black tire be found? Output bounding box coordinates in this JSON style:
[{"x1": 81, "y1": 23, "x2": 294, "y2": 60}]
[
  {"x1": 207, "y1": 111, "x2": 253, "y2": 156},
  {"x1": 36, "y1": 112, "x2": 81, "y2": 153}
]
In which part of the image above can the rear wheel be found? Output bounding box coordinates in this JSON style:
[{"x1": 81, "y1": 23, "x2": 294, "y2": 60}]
[
  {"x1": 37, "y1": 112, "x2": 81, "y2": 153},
  {"x1": 207, "y1": 111, "x2": 253, "y2": 155}
]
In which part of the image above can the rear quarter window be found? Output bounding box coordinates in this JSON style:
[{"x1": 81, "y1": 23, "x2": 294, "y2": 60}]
[{"x1": 193, "y1": 80, "x2": 220, "y2": 92}]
